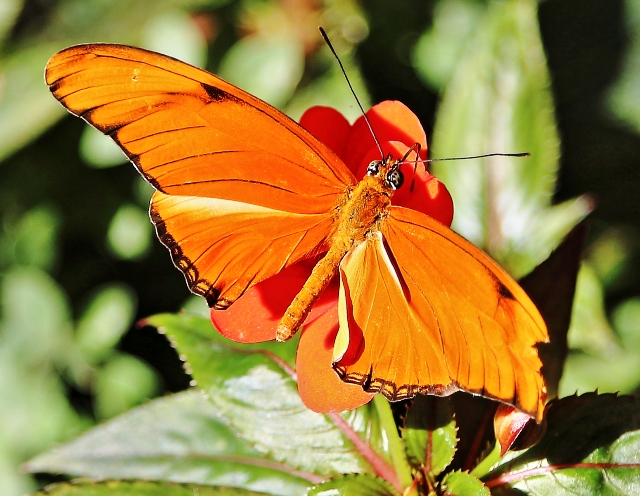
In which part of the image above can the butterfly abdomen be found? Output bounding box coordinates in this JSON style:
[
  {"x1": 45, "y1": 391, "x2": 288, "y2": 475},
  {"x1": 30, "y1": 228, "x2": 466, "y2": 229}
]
[
  {"x1": 276, "y1": 242, "x2": 346, "y2": 342},
  {"x1": 276, "y1": 177, "x2": 392, "y2": 342}
]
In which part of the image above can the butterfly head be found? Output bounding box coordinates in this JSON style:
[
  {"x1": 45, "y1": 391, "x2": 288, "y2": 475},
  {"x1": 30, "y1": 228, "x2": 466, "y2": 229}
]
[{"x1": 366, "y1": 156, "x2": 404, "y2": 192}]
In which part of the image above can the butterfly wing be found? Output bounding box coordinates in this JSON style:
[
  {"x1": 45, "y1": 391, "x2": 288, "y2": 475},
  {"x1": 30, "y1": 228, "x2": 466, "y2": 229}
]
[
  {"x1": 334, "y1": 207, "x2": 548, "y2": 420},
  {"x1": 46, "y1": 44, "x2": 355, "y2": 306}
]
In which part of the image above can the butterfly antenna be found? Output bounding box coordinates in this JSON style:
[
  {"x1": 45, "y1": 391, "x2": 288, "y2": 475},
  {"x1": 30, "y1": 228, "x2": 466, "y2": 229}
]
[
  {"x1": 319, "y1": 27, "x2": 384, "y2": 159},
  {"x1": 424, "y1": 152, "x2": 530, "y2": 162}
]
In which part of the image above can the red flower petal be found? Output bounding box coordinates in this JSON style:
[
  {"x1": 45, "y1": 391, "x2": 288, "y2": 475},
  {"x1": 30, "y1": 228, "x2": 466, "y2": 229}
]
[
  {"x1": 299, "y1": 106, "x2": 351, "y2": 162},
  {"x1": 344, "y1": 101, "x2": 428, "y2": 171},
  {"x1": 297, "y1": 305, "x2": 374, "y2": 412},
  {"x1": 211, "y1": 257, "x2": 338, "y2": 343},
  {"x1": 494, "y1": 404, "x2": 547, "y2": 455}
]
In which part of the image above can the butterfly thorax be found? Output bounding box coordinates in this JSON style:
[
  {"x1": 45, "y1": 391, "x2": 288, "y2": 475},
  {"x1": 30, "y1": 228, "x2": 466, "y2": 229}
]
[
  {"x1": 332, "y1": 174, "x2": 392, "y2": 250},
  {"x1": 275, "y1": 160, "x2": 398, "y2": 342}
]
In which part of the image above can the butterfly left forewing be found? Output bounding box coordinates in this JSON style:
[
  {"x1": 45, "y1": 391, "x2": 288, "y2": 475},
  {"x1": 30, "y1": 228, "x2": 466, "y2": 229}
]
[
  {"x1": 45, "y1": 44, "x2": 355, "y2": 215},
  {"x1": 46, "y1": 44, "x2": 355, "y2": 308}
]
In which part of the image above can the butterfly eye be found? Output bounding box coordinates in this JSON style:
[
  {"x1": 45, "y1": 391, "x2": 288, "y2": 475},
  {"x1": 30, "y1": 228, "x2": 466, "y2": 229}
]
[
  {"x1": 366, "y1": 160, "x2": 381, "y2": 176},
  {"x1": 385, "y1": 168, "x2": 404, "y2": 190}
]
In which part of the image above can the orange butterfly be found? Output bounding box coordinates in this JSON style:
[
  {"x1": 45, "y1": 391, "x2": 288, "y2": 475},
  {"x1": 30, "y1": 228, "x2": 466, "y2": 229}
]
[{"x1": 45, "y1": 44, "x2": 548, "y2": 421}]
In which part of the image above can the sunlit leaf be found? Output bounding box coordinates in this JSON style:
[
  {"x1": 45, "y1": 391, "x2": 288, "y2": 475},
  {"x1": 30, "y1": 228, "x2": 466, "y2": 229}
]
[
  {"x1": 486, "y1": 393, "x2": 640, "y2": 494},
  {"x1": 0, "y1": 0, "x2": 23, "y2": 46},
  {"x1": 0, "y1": 344, "x2": 84, "y2": 459},
  {"x1": 0, "y1": 0, "x2": 217, "y2": 163},
  {"x1": 561, "y1": 350, "x2": 640, "y2": 396},
  {"x1": 0, "y1": 269, "x2": 85, "y2": 492},
  {"x1": 441, "y1": 471, "x2": 489, "y2": 496},
  {"x1": 181, "y1": 294, "x2": 211, "y2": 317},
  {"x1": 431, "y1": 0, "x2": 589, "y2": 277},
  {"x1": 145, "y1": 313, "x2": 383, "y2": 478},
  {"x1": 0, "y1": 43, "x2": 66, "y2": 164},
  {"x1": 607, "y1": 0, "x2": 640, "y2": 132},
  {"x1": 587, "y1": 228, "x2": 635, "y2": 289},
  {"x1": 133, "y1": 175, "x2": 155, "y2": 206},
  {"x1": 403, "y1": 396, "x2": 456, "y2": 476},
  {"x1": 306, "y1": 474, "x2": 399, "y2": 496},
  {"x1": 32, "y1": 479, "x2": 270, "y2": 495},
  {"x1": 24, "y1": 390, "x2": 313, "y2": 496}
]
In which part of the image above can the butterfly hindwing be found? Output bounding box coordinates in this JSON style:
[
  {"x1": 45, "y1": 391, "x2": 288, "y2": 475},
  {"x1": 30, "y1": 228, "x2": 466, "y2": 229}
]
[{"x1": 151, "y1": 191, "x2": 335, "y2": 307}]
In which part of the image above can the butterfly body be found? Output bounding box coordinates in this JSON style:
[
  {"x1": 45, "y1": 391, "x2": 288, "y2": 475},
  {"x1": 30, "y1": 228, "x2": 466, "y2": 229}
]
[{"x1": 277, "y1": 157, "x2": 398, "y2": 341}]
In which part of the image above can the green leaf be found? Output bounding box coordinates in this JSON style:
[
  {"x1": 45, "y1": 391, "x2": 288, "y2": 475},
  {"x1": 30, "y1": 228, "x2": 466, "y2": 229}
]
[
  {"x1": 6, "y1": 205, "x2": 60, "y2": 270},
  {"x1": 24, "y1": 390, "x2": 313, "y2": 496},
  {"x1": 106, "y1": 204, "x2": 153, "y2": 260},
  {"x1": 561, "y1": 350, "x2": 640, "y2": 397},
  {"x1": 486, "y1": 393, "x2": 640, "y2": 494},
  {"x1": 34, "y1": 480, "x2": 269, "y2": 495},
  {"x1": 558, "y1": 263, "x2": 640, "y2": 397},
  {"x1": 140, "y1": 10, "x2": 208, "y2": 68},
  {"x1": 219, "y1": 35, "x2": 304, "y2": 108},
  {"x1": 441, "y1": 471, "x2": 489, "y2": 496},
  {"x1": 146, "y1": 313, "x2": 381, "y2": 478},
  {"x1": 431, "y1": 0, "x2": 589, "y2": 277},
  {"x1": 0, "y1": 267, "x2": 73, "y2": 366},
  {"x1": 403, "y1": 396, "x2": 457, "y2": 476},
  {"x1": 607, "y1": 0, "x2": 640, "y2": 132},
  {"x1": 0, "y1": 42, "x2": 67, "y2": 166},
  {"x1": 285, "y1": 54, "x2": 371, "y2": 123},
  {"x1": 307, "y1": 474, "x2": 400, "y2": 496},
  {"x1": 145, "y1": 312, "x2": 298, "y2": 368},
  {"x1": 0, "y1": 0, "x2": 215, "y2": 163},
  {"x1": 412, "y1": 0, "x2": 484, "y2": 91},
  {"x1": 94, "y1": 352, "x2": 159, "y2": 419},
  {"x1": 520, "y1": 222, "x2": 586, "y2": 398},
  {"x1": 565, "y1": 264, "x2": 619, "y2": 357},
  {"x1": 79, "y1": 126, "x2": 128, "y2": 169},
  {"x1": 0, "y1": 0, "x2": 23, "y2": 46},
  {"x1": 612, "y1": 297, "x2": 640, "y2": 353},
  {"x1": 76, "y1": 284, "x2": 137, "y2": 363}
]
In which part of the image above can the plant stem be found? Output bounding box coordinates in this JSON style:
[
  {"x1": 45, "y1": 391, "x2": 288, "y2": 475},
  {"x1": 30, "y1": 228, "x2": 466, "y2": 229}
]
[{"x1": 374, "y1": 395, "x2": 413, "y2": 490}]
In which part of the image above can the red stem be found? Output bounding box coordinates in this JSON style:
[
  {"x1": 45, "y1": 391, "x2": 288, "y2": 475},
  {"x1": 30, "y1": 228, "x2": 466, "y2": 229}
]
[{"x1": 486, "y1": 462, "x2": 640, "y2": 488}]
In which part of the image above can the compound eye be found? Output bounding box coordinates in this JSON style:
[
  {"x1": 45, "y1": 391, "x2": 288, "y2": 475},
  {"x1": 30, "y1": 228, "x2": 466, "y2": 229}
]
[
  {"x1": 366, "y1": 160, "x2": 381, "y2": 176},
  {"x1": 385, "y1": 168, "x2": 404, "y2": 190}
]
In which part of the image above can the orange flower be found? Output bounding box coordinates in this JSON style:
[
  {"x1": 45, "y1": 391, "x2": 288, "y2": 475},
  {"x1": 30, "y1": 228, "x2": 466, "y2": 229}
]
[{"x1": 210, "y1": 101, "x2": 453, "y2": 412}]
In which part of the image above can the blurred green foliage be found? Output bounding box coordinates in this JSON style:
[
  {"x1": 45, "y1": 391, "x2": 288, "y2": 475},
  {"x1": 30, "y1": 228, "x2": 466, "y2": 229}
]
[{"x1": 0, "y1": 0, "x2": 640, "y2": 493}]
